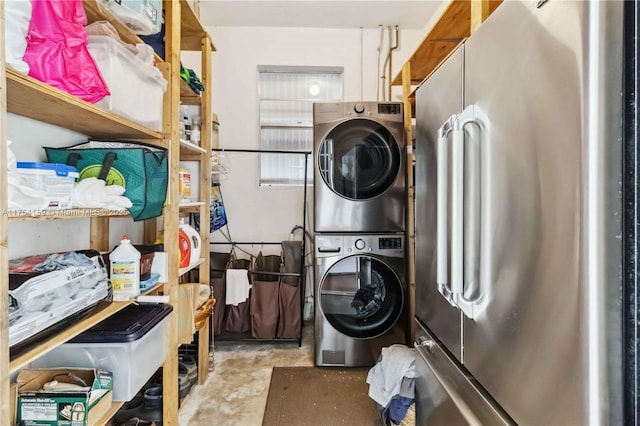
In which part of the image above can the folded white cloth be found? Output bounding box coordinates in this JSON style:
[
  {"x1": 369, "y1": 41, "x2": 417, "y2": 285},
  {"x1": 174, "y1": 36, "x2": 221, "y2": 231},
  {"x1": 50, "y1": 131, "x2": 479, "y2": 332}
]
[
  {"x1": 72, "y1": 177, "x2": 132, "y2": 210},
  {"x1": 366, "y1": 344, "x2": 416, "y2": 407},
  {"x1": 197, "y1": 284, "x2": 210, "y2": 307},
  {"x1": 225, "y1": 269, "x2": 250, "y2": 306}
]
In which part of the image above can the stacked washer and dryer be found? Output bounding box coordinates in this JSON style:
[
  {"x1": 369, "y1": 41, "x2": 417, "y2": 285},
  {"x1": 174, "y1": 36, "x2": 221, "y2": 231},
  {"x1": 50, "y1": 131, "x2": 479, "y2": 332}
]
[{"x1": 313, "y1": 101, "x2": 408, "y2": 367}]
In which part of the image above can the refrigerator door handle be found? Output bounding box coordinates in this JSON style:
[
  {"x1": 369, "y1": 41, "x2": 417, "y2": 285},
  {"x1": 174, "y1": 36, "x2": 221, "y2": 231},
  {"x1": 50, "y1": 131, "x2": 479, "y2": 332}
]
[
  {"x1": 436, "y1": 115, "x2": 458, "y2": 305},
  {"x1": 455, "y1": 105, "x2": 484, "y2": 319},
  {"x1": 450, "y1": 126, "x2": 465, "y2": 297}
]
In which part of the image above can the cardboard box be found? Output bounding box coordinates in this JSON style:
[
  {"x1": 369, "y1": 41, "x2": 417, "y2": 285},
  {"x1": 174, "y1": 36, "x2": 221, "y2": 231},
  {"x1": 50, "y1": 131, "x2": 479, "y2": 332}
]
[{"x1": 16, "y1": 368, "x2": 113, "y2": 426}]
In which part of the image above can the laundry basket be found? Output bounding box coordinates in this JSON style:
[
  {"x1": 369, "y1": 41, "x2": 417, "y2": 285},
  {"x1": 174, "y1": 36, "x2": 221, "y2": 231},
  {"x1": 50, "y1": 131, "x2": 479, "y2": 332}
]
[
  {"x1": 224, "y1": 257, "x2": 251, "y2": 333},
  {"x1": 278, "y1": 241, "x2": 302, "y2": 339},
  {"x1": 210, "y1": 251, "x2": 230, "y2": 336},
  {"x1": 250, "y1": 253, "x2": 282, "y2": 339}
]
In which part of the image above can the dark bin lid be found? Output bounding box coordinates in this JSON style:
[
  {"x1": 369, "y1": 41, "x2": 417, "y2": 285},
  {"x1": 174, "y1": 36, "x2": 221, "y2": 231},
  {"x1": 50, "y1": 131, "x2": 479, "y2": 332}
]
[{"x1": 69, "y1": 303, "x2": 173, "y2": 343}]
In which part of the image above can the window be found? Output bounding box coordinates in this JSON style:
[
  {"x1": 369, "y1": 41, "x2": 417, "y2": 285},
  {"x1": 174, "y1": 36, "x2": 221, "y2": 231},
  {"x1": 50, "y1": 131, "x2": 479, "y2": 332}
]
[{"x1": 258, "y1": 66, "x2": 343, "y2": 185}]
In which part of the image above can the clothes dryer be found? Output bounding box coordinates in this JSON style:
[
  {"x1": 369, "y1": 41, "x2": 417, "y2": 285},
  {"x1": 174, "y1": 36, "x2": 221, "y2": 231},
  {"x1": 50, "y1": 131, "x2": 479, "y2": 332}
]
[
  {"x1": 314, "y1": 102, "x2": 406, "y2": 233},
  {"x1": 314, "y1": 233, "x2": 408, "y2": 367}
]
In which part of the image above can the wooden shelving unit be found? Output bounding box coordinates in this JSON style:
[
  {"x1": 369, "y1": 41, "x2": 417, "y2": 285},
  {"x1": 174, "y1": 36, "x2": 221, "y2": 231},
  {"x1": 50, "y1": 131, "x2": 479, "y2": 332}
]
[
  {"x1": 165, "y1": 0, "x2": 214, "y2": 420},
  {"x1": 6, "y1": 70, "x2": 165, "y2": 142},
  {"x1": 0, "y1": 4, "x2": 9, "y2": 425},
  {"x1": 392, "y1": 0, "x2": 502, "y2": 341},
  {"x1": 391, "y1": 0, "x2": 502, "y2": 87},
  {"x1": 0, "y1": 1, "x2": 215, "y2": 425}
]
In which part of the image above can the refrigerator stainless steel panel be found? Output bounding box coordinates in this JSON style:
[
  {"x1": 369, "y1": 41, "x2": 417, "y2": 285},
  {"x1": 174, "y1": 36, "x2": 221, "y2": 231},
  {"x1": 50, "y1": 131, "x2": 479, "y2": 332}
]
[
  {"x1": 460, "y1": 1, "x2": 622, "y2": 425},
  {"x1": 415, "y1": 46, "x2": 464, "y2": 362},
  {"x1": 414, "y1": 0, "x2": 623, "y2": 424},
  {"x1": 414, "y1": 320, "x2": 512, "y2": 426}
]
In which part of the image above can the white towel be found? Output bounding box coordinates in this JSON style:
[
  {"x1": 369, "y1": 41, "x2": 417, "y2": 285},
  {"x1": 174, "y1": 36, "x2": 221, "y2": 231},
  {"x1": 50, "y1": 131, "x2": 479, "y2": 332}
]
[
  {"x1": 225, "y1": 269, "x2": 250, "y2": 306},
  {"x1": 366, "y1": 344, "x2": 416, "y2": 407},
  {"x1": 72, "y1": 177, "x2": 132, "y2": 210}
]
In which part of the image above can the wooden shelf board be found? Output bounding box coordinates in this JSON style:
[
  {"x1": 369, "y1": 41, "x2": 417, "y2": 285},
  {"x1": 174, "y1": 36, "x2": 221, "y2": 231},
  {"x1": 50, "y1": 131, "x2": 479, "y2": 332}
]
[
  {"x1": 83, "y1": 0, "x2": 143, "y2": 49},
  {"x1": 180, "y1": 1, "x2": 216, "y2": 52},
  {"x1": 179, "y1": 258, "x2": 205, "y2": 277},
  {"x1": 179, "y1": 140, "x2": 207, "y2": 155},
  {"x1": 391, "y1": 0, "x2": 501, "y2": 86},
  {"x1": 142, "y1": 282, "x2": 165, "y2": 295},
  {"x1": 180, "y1": 79, "x2": 202, "y2": 105},
  {"x1": 96, "y1": 401, "x2": 125, "y2": 426},
  {"x1": 9, "y1": 301, "x2": 130, "y2": 374},
  {"x1": 179, "y1": 201, "x2": 206, "y2": 207},
  {"x1": 7, "y1": 70, "x2": 165, "y2": 143}
]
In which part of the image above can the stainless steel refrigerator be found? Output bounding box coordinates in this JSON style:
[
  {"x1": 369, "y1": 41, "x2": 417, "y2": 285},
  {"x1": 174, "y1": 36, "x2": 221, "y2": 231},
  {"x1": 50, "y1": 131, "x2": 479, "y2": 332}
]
[{"x1": 414, "y1": 1, "x2": 624, "y2": 424}]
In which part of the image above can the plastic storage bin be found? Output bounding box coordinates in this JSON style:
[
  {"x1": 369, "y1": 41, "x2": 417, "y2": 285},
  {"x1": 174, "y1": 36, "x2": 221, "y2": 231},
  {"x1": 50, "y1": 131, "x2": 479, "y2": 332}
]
[
  {"x1": 15, "y1": 162, "x2": 78, "y2": 209},
  {"x1": 32, "y1": 303, "x2": 173, "y2": 402},
  {"x1": 87, "y1": 35, "x2": 167, "y2": 131},
  {"x1": 100, "y1": 0, "x2": 162, "y2": 35}
]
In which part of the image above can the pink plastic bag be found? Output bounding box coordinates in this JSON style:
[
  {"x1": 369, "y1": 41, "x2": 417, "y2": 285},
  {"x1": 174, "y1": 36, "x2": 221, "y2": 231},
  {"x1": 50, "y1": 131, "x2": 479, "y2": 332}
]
[{"x1": 24, "y1": 0, "x2": 109, "y2": 103}]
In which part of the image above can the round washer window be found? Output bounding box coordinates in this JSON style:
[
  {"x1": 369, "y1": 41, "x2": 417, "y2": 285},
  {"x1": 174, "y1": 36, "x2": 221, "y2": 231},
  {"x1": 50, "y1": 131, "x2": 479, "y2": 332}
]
[
  {"x1": 317, "y1": 119, "x2": 400, "y2": 200},
  {"x1": 319, "y1": 255, "x2": 403, "y2": 339}
]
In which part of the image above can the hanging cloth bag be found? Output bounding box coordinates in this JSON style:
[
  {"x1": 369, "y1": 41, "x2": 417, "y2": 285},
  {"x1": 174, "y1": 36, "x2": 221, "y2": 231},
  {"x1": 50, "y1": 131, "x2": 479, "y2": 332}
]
[
  {"x1": 24, "y1": 0, "x2": 110, "y2": 103},
  {"x1": 225, "y1": 257, "x2": 251, "y2": 334},
  {"x1": 45, "y1": 140, "x2": 168, "y2": 221},
  {"x1": 278, "y1": 241, "x2": 302, "y2": 338},
  {"x1": 250, "y1": 252, "x2": 281, "y2": 339},
  {"x1": 210, "y1": 251, "x2": 231, "y2": 336}
]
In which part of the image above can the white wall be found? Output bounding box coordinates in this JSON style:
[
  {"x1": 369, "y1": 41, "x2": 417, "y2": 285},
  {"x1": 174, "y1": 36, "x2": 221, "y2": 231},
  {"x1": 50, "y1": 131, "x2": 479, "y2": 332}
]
[
  {"x1": 8, "y1": 24, "x2": 427, "y2": 260},
  {"x1": 184, "y1": 25, "x2": 424, "y2": 257}
]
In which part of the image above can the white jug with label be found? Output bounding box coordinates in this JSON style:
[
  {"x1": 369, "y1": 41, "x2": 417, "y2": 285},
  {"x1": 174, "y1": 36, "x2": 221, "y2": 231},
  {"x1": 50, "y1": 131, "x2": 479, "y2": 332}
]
[{"x1": 110, "y1": 235, "x2": 141, "y2": 301}]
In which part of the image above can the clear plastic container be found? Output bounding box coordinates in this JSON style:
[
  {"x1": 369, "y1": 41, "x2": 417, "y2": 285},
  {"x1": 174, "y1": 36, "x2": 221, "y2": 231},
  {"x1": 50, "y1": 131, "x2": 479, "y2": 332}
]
[
  {"x1": 87, "y1": 35, "x2": 167, "y2": 131},
  {"x1": 14, "y1": 162, "x2": 78, "y2": 209},
  {"x1": 32, "y1": 303, "x2": 173, "y2": 401}
]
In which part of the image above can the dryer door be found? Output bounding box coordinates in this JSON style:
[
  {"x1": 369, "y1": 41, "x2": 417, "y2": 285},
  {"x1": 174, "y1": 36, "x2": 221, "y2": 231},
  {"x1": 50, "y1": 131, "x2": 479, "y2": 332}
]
[
  {"x1": 319, "y1": 254, "x2": 403, "y2": 338},
  {"x1": 318, "y1": 118, "x2": 401, "y2": 200}
]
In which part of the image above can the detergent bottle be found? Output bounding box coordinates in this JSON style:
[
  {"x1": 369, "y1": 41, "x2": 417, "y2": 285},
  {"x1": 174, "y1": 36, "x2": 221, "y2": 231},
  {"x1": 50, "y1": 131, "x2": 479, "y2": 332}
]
[
  {"x1": 110, "y1": 235, "x2": 141, "y2": 301},
  {"x1": 178, "y1": 227, "x2": 191, "y2": 268},
  {"x1": 180, "y1": 223, "x2": 201, "y2": 266}
]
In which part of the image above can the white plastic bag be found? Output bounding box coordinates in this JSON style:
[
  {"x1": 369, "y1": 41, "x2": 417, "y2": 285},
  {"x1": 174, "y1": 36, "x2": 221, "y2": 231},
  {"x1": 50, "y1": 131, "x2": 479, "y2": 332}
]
[{"x1": 5, "y1": 0, "x2": 32, "y2": 73}]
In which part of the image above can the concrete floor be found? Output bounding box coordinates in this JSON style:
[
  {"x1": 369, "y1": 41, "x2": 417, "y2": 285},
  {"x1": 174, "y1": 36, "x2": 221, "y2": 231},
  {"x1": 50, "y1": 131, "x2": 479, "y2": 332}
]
[
  {"x1": 178, "y1": 325, "x2": 315, "y2": 425},
  {"x1": 177, "y1": 324, "x2": 415, "y2": 426}
]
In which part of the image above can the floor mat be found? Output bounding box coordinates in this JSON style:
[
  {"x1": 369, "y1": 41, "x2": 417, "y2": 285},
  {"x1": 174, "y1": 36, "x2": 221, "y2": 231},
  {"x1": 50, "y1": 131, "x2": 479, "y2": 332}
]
[{"x1": 262, "y1": 366, "x2": 381, "y2": 426}]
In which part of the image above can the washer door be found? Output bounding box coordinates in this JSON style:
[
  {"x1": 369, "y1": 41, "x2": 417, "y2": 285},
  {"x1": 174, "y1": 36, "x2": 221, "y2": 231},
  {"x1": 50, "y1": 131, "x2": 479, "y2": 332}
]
[
  {"x1": 318, "y1": 118, "x2": 401, "y2": 200},
  {"x1": 320, "y1": 255, "x2": 403, "y2": 339}
]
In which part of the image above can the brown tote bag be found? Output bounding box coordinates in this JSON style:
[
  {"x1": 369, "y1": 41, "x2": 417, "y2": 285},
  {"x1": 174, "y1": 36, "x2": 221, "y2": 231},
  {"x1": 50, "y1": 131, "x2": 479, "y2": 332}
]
[
  {"x1": 250, "y1": 253, "x2": 281, "y2": 339},
  {"x1": 210, "y1": 251, "x2": 231, "y2": 336},
  {"x1": 224, "y1": 257, "x2": 251, "y2": 333},
  {"x1": 278, "y1": 241, "x2": 302, "y2": 339}
]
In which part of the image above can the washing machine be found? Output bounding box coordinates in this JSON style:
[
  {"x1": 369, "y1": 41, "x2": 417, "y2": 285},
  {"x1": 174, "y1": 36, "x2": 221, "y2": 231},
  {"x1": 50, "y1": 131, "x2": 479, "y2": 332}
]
[
  {"x1": 314, "y1": 101, "x2": 406, "y2": 233},
  {"x1": 314, "y1": 233, "x2": 408, "y2": 367}
]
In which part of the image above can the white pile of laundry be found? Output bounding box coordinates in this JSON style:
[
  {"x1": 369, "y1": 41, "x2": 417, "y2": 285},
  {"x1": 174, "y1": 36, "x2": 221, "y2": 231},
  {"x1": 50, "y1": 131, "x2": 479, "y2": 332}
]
[{"x1": 367, "y1": 344, "x2": 416, "y2": 425}]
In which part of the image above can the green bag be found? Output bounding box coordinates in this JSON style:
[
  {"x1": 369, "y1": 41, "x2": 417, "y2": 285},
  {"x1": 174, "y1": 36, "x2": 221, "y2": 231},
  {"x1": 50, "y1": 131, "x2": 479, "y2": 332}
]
[{"x1": 45, "y1": 140, "x2": 168, "y2": 221}]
